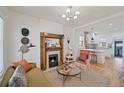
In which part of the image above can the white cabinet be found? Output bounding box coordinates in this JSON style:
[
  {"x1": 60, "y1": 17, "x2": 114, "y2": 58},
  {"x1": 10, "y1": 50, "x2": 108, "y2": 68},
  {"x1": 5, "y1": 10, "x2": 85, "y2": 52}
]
[{"x1": 96, "y1": 50, "x2": 105, "y2": 64}]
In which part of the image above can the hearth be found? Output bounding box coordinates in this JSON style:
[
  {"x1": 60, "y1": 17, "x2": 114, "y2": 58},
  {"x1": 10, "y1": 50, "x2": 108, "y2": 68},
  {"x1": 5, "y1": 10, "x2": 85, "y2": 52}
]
[{"x1": 49, "y1": 54, "x2": 58, "y2": 68}]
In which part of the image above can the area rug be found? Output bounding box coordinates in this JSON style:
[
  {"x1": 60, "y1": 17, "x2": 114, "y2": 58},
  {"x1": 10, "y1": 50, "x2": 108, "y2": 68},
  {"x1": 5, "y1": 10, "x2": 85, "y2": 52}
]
[{"x1": 44, "y1": 69, "x2": 109, "y2": 87}]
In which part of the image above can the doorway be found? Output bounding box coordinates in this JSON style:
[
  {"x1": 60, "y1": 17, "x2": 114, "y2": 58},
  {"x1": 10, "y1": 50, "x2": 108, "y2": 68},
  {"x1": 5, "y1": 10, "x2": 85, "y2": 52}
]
[{"x1": 114, "y1": 41, "x2": 123, "y2": 58}]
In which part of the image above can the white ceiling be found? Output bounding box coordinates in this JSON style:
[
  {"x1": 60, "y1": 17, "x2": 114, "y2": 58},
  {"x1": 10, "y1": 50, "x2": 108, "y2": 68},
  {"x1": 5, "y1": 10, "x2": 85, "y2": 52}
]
[
  {"x1": 76, "y1": 14, "x2": 124, "y2": 33},
  {"x1": 8, "y1": 6, "x2": 124, "y2": 27}
]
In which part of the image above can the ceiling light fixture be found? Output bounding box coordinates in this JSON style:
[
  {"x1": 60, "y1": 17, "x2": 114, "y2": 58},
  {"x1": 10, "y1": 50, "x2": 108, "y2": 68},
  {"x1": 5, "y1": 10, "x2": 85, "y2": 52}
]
[{"x1": 62, "y1": 6, "x2": 80, "y2": 21}]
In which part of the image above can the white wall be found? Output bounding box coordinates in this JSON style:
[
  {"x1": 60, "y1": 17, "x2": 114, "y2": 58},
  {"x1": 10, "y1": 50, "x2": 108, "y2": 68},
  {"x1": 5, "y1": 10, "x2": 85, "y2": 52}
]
[
  {"x1": 0, "y1": 17, "x2": 3, "y2": 74},
  {"x1": 63, "y1": 26, "x2": 74, "y2": 59},
  {"x1": 0, "y1": 7, "x2": 9, "y2": 73},
  {"x1": 7, "y1": 10, "x2": 63, "y2": 68}
]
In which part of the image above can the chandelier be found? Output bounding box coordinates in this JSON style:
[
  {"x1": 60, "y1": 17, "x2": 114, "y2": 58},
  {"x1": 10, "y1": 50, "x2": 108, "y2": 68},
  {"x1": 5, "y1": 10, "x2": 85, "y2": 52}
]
[{"x1": 61, "y1": 6, "x2": 80, "y2": 21}]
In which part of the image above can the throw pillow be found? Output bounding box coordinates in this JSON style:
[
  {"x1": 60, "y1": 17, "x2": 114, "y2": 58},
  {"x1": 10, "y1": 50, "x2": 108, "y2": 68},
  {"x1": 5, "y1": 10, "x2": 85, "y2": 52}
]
[
  {"x1": 8, "y1": 65, "x2": 27, "y2": 87},
  {"x1": 10, "y1": 62, "x2": 19, "y2": 69},
  {"x1": 79, "y1": 57, "x2": 85, "y2": 61},
  {"x1": 17, "y1": 59, "x2": 32, "y2": 72},
  {"x1": 80, "y1": 50, "x2": 89, "y2": 60}
]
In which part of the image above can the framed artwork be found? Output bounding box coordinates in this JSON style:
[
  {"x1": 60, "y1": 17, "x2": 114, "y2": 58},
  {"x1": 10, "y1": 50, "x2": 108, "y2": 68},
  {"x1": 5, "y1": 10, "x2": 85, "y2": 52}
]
[{"x1": 21, "y1": 28, "x2": 29, "y2": 36}]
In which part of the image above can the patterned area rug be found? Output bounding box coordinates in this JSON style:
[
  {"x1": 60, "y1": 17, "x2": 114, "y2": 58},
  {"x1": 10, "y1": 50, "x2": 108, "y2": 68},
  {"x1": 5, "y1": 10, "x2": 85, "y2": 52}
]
[{"x1": 44, "y1": 69, "x2": 109, "y2": 87}]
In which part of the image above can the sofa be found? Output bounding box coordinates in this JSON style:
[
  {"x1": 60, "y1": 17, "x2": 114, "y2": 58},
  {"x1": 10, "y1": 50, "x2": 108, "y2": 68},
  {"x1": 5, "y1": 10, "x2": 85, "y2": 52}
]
[{"x1": 0, "y1": 63, "x2": 52, "y2": 87}]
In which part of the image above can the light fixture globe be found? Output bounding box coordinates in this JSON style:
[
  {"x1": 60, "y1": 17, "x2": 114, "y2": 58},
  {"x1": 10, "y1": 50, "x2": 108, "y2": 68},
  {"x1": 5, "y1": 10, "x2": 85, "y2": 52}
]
[
  {"x1": 75, "y1": 11, "x2": 80, "y2": 15},
  {"x1": 62, "y1": 14, "x2": 66, "y2": 18},
  {"x1": 73, "y1": 15, "x2": 77, "y2": 19},
  {"x1": 66, "y1": 8, "x2": 71, "y2": 13},
  {"x1": 66, "y1": 17, "x2": 70, "y2": 21}
]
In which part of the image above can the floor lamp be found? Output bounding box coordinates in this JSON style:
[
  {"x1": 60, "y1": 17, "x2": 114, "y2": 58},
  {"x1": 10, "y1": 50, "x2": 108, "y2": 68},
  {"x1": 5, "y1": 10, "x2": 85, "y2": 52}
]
[{"x1": 19, "y1": 43, "x2": 35, "y2": 60}]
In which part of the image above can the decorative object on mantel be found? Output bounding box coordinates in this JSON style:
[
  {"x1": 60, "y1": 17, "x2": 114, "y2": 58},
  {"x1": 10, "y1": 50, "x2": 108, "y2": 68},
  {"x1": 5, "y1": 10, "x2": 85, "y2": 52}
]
[
  {"x1": 19, "y1": 28, "x2": 35, "y2": 60},
  {"x1": 46, "y1": 39, "x2": 60, "y2": 48},
  {"x1": 61, "y1": 6, "x2": 80, "y2": 21}
]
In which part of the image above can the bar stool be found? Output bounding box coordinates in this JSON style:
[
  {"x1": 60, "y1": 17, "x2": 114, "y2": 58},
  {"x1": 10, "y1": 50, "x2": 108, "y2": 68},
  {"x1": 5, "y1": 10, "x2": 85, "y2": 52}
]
[{"x1": 89, "y1": 51, "x2": 97, "y2": 64}]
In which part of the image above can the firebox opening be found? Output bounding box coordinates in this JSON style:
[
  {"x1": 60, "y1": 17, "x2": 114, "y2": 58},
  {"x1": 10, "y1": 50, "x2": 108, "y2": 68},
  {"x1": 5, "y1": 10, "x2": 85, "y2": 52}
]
[{"x1": 49, "y1": 54, "x2": 58, "y2": 68}]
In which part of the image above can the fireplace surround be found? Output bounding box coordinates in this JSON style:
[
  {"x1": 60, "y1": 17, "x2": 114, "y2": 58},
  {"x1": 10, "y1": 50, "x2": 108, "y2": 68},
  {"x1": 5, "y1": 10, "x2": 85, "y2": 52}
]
[{"x1": 40, "y1": 32, "x2": 64, "y2": 70}]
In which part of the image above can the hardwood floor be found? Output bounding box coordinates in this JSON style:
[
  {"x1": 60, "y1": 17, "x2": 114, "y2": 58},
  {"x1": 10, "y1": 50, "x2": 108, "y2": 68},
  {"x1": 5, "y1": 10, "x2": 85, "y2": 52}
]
[{"x1": 89, "y1": 57, "x2": 124, "y2": 87}]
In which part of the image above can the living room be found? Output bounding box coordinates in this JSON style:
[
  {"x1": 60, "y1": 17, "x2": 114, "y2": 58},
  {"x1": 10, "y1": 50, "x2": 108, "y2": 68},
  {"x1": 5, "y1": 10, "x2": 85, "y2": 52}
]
[{"x1": 0, "y1": 1, "x2": 124, "y2": 90}]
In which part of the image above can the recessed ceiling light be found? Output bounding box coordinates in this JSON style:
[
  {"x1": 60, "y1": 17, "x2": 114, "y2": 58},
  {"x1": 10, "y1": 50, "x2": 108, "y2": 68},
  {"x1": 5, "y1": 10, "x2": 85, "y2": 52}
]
[{"x1": 108, "y1": 23, "x2": 112, "y2": 26}]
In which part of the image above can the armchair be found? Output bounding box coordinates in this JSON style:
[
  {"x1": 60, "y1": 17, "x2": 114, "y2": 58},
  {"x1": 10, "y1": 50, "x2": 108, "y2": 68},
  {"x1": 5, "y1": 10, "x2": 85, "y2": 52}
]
[{"x1": 75, "y1": 50, "x2": 90, "y2": 71}]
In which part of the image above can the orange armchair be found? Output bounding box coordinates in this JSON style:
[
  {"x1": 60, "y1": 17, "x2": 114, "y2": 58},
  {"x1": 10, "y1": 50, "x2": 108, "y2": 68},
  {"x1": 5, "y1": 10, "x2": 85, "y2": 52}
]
[{"x1": 75, "y1": 50, "x2": 90, "y2": 70}]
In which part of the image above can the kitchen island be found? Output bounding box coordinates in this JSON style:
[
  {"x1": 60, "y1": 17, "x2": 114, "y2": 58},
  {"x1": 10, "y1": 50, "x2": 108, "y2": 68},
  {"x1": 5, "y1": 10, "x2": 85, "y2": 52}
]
[{"x1": 81, "y1": 48, "x2": 111, "y2": 64}]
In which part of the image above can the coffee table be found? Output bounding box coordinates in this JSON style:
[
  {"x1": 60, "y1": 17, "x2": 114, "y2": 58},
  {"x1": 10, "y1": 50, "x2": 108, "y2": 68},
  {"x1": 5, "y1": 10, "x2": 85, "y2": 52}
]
[{"x1": 56, "y1": 63, "x2": 81, "y2": 86}]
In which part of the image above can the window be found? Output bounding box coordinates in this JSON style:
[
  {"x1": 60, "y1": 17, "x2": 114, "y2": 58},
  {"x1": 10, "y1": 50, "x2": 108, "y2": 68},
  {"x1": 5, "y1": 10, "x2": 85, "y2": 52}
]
[
  {"x1": 0, "y1": 17, "x2": 3, "y2": 76},
  {"x1": 79, "y1": 35, "x2": 84, "y2": 48}
]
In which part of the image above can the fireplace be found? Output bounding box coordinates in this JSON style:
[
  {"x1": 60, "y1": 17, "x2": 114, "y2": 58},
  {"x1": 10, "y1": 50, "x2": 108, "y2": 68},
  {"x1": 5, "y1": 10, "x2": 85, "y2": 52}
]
[
  {"x1": 47, "y1": 51, "x2": 60, "y2": 69},
  {"x1": 49, "y1": 54, "x2": 58, "y2": 68}
]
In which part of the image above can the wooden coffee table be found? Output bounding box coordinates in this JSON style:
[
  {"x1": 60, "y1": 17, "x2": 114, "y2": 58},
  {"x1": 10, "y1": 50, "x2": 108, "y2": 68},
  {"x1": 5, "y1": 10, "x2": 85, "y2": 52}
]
[{"x1": 56, "y1": 63, "x2": 81, "y2": 86}]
